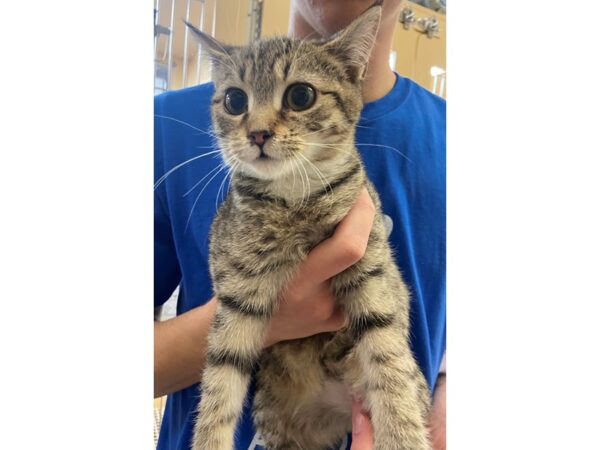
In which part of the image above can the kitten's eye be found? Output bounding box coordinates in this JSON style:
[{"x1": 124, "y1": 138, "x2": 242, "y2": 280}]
[
  {"x1": 284, "y1": 83, "x2": 316, "y2": 111},
  {"x1": 224, "y1": 88, "x2": 248, "y2": 115}
]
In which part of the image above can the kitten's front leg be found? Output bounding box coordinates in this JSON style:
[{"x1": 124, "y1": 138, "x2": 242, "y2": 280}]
[
  {"x1": 192, "y1": 298, "x2": 272, "y2": 450},
  {"x1": 353, "y1": 324, "x2": 431, "y2": 450}
]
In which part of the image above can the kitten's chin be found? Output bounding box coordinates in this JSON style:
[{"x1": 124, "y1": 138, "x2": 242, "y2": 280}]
[{"x1": 239, "y1": 158, "x2": 291, "y2": 181}]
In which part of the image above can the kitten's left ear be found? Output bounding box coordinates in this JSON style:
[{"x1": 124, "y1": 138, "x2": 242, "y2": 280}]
[
  {"x1": 184, "y1": 20, "x2": 231, "y2": 61},
  {"x1": 321, "y1": 1, "x2": 383, "y2": 83}
]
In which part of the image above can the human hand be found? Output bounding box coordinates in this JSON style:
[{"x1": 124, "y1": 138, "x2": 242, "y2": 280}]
[
  {"x1": 264, "y1": 188, "x2": 376, "y2": 347},
  {"x1": 350, "y1": 379, "x2": 446, "y2": 450},
  {"x1": 351, "y1": 399, "x2": 374, "y2": 450},
  {"x1": 350, "y1": 385, "x2": 446, "y2": 450},
  {"x1": 428, "y1": 374, "x2": 446, "y2": 450}
]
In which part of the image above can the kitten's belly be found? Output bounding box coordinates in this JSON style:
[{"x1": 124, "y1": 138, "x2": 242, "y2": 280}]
[{"x1": 318, "y1": 380, "x2": 353, "y2": 416}]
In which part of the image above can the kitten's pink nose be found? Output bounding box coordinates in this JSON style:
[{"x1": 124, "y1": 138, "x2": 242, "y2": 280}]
[{"x1": 248, "y1": 130, "x2": 273, "y2": 148}]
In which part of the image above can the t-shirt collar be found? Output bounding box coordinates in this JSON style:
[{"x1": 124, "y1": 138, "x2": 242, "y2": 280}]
[{"x1": 359, "y1": 72, "x2": 412, "y2": 123}]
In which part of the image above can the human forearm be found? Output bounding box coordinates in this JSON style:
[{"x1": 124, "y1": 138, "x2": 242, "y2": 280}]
[{"x1": 154, "y1": 298, "x2": 217, "y2": 398}]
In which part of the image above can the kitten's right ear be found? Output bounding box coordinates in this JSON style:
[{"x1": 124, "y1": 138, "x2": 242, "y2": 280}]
[
  {"x1": 184, "y1": 20, "x2": 231, "y2": 61},
  {"x1": 321, "y1": 1, "x2": 383, "y2": 83}
]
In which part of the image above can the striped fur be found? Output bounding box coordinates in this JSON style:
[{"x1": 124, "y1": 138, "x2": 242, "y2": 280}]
[{"x1": 188, "y1": 3, "x2": 431, "y2": 449}]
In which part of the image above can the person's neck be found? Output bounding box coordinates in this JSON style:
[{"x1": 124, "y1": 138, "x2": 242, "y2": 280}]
[
  {"x1": 362, "y1": 41, "x2": 397, "y2": 103},
  {"x1": 289, "y1": 12, "x2": 397, "y2": 103}
]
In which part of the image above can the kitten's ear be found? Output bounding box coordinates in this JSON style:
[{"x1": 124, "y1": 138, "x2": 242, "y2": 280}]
[
  {"x1": 321, "y1": 1, "x2": 383, "y2": 82},
  {"x1": 184, "y1": 20, "x2": 231, "y2": 61}
]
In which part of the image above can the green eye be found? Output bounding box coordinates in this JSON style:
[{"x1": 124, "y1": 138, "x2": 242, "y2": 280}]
[
  {"x1": 224, "y1": 88, "x2": 248, "y2": 115},
  {"x1": 284, "y1": 83, "x2": 316, "y2": 111}
]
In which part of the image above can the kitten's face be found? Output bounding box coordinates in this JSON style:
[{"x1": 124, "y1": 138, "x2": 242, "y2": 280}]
[
  {"x1": 210, "y1": 39, "x2": 364, "y2": 180},
  {"x1": 187, "y1": 2, "x2": 382, "y2": 180}
]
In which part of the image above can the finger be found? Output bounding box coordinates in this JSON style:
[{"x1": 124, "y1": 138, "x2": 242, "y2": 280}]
[
  {"x1": 285, "y1": 273, "x2": 330, "y2": 304},
  {"x1": 319, "y1": 307, "x2": 347, "y2": 333},
  {"x1": 351, "y1": 400, "x2": 374, "y2": 450},
  {"x1": 297, "y1": 188, "x2": 375, "y2": 287}
]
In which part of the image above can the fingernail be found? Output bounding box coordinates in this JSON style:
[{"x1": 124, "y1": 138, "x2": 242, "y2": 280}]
[{"x1": 353, "y1": 411, "x2": 366, "y2": 436}]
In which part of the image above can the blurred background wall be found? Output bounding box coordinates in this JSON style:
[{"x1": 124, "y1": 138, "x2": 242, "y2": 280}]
[{"x1": 154, "y1": 0, "x2": 446, "y2": 98}]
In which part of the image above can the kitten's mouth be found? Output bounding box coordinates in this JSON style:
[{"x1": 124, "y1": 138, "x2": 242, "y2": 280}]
[
  {"x1": 239, "y1": 146, "x2": 289, "y2": 179},
  {"x1": 252, "y1": 147, "x2": 278, "y2": 162},
  {"x1": 245, "y1": 149, "x2": 286, "y2": 175},
  {"x1": 251, "y1": 154, "x2": 280, "y2": 167}
]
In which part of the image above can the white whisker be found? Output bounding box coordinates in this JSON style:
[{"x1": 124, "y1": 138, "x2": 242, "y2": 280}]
[
  {"x1": 155, "y1": 115, "x2": 219, "y2": 138},
  {"x1": 225, "y1": 157, "x2": 242, "y2": 197},
  {"x1": 185, "y1": 164, "x2": 229, "y2": 232},
  {"x1": 154, "y1": 150, "x2": 222, "y2": 190},
  {"x1": 215, "y1": 166, "x2": 230, "y2": 211},
  {"x1": 304, "y1": 140, "x2": 414, "y2": 164},
  {"x1": 297, "y1": 152, "x2": 332, "y2": 199},
  {"x1": 289, "y1": 157, "x2": 297, "y2": 193},
  {"x1": 215, "y1": 160, "x2": 239, "y2": 210},
  {"x1": 295, "y1": 154, "x2": 311, "y2": 208},
  {"x1": 302, "y1": 141, "x2": 357, "y2": 158},
  {"x1": 183, "y1": 162, "x2": 224, "y2": 197},
  {"x1": 355, "y1": 142, "x2": 414, "y2": 163},
  {"x1": 291, "y1": 156, "x2": 306, "y2": 208},
  {"x1": 225, "y1": 161, "x2": 240, "y2": 200}
]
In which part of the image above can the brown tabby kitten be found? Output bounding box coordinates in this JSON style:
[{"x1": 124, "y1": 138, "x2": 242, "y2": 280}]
[{"x1": 186, "y1": 2, "x2": 431, "y2": 449}]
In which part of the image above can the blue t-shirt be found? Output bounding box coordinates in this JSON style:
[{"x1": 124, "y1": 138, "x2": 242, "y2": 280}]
[{"x1": 155, "y1": 73, "x2": 446, "y2": 450}]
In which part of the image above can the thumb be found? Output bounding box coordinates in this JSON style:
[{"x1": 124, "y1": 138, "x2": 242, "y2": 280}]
[
  {"x1": 321, "y1": 307, "x2": 347, "y2": 333},
  {"x1": 351, "y1": 400, "x2": 374, "y2": 450}
]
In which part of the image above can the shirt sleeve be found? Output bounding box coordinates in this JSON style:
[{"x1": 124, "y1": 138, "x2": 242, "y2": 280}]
[
  {"x1": 154, "y1": 92, "x2": 181, "y2": 307},
  {"x1": 154, "y1": 192, "x2": 181, "y2": 308}
]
